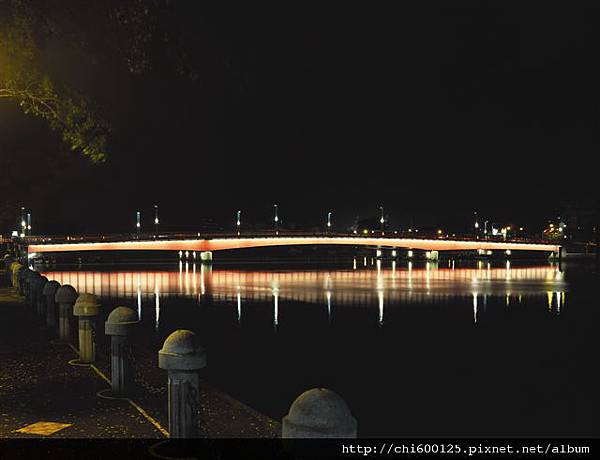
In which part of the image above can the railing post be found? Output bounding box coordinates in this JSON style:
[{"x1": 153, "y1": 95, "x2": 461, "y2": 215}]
[
  {"x1": 55, "y1": 285, "x2": 78, "y2": 341},
  {"x1": 282, "y1": 388, "x2": 357, "y2": 438},
  {"x1": 105, "y1": 306, "x2": 138, "y2": 396},
  {"x1": 73, "y1": 293, "x2": 101, "y2": 363},
  {"x1": 43, "y1": 280, "x2": 61, "y2": 329},
  {"x1": 159, "y1": 329, "x2": 206, "y2": 438}
]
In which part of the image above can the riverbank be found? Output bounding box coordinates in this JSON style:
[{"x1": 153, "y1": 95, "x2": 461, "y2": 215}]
[{"x1": 0, "y1": 269, "x2": 280, "y2": 439}]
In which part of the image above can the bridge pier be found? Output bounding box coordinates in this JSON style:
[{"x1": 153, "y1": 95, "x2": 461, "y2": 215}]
[
  {"x1": 425, "y1": 250, "x2": 439, "y2": 261},
  {"x1": 199, "y1": 251, "x2": 212, "y2": 263}
]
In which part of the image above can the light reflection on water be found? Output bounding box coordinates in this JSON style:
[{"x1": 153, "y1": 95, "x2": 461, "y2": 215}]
[
  {"x1": 40, "y1": 260, "x2": 582, "y2": 436},
  {"x1": 42, "y1": 261, "x2": 566, "y2": 329}
]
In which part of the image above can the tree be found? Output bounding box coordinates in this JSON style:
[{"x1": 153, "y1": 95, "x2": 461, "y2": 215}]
[{"x1": 0, "y1": 0, "x2": 159, "y2": 162}]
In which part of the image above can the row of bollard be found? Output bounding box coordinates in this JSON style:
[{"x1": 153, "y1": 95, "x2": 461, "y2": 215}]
[{"x1": 2, "y1": 255, "x2": 357, "y2": 438}]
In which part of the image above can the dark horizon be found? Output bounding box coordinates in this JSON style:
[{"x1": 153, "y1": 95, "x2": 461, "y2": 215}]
[{"x1": 2, "y1": 2, "x2": 599, "y2": 235}]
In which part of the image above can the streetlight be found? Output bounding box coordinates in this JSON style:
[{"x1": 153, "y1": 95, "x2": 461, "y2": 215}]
[
  {"x1": 379, "y1": 206, "x2": 385, "y2": 234},
  {"x1": 236, "y1": 210, "x2": 241, "y2": 236},
  {"x1": 273, "y1": 204, "x2": 279, "y2": 235},
  {"x1": 326, "y1": 211, "x2": 332, "y2": 235},
  {"x1": 26, "y1": 213, "x2": 31, "y2": 235},
  {"x1": 154, "y1": 205, "x2": 159, "y2": 236},
  {"x1": 20, "y1": 207, "x2": 26, "y2": 236},
  {"x1": 474, "y1": 211, "x2": 479, "y2": 239},
  {"x1": 136, "y1": 211, "x2": 141, "y2": 234}
]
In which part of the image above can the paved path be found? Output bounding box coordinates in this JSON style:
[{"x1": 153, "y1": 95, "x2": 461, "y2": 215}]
[
  {"x1": 0, "y1": 283, "x2": 164, "y2": 438},
  {"x1": 0, "y1": 269, "x2": 280, "y2": 440}
]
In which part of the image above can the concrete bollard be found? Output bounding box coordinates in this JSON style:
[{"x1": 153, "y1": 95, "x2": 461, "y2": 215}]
[
  {"x1": 3, "y1": 256, "x2": 13, "y2": 282},
  {"x1": 34, "y1": 276, "x2": 48, "y2": 315},
  {"x1": 20, "y1": 268, "x2": 32, "y2": 298},
  {"x1": 282, "y1": 388, "x2": 357, "y2": 438},
  {"x1": 105, "y1": 307, "x2": 139, "y2": 396},
  {"x1": 158, "y1": 330, "x2": 207, "y2": 438},
  {"x1": 26, "y1": 270, "x2": 38, "y2": 302},
  {"x1": 55, "y1": 285, "x2": 78, "y2": 341},
  {"x1": 43, "y1": 280, "x2": 61, "y2": 329},
  {"x1": 73, "y1": 293, "x2": 101, "y2": 363},
  {"x1": 8, "y1": 262, "x2": 16, "y2": 284},
  {"x1": 10, "y1": 263, "x2": 23, "y2": 291},
  {"x1": 25, "y1": 271, "x2": 36, "y2": 304}
]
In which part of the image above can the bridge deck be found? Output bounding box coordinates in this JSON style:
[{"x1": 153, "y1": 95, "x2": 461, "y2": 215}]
[{"x1": 26, "y1": 236, "x2": 560, "y2": 254}]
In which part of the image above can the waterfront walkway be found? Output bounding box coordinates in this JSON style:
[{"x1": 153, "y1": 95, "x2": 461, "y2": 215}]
[{"x1": 0, "y1": 270, "x2": 279, "y2": 439}]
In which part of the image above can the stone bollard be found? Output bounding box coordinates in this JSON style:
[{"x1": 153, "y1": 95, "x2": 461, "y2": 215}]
[
  {"x1": 3, "y1": 256, "x2": 12, "y2": 281},
  {"x1": 105, "y1": 307, "x2": 139, "y2": 396},
  {"x1": 73, "y1": 293, "x2": 101, "y2": 363},
  {"x1": 26, "y1": 270, "x2": 37, "y2": 303},
  {"x1": 19, "y1": 269, "x2": 28, "y2": 297},
  {"x1": 34, "y1": 276, "x2": 48, "y2": 315},
  {"x1": 19, "y1": 268, "x2": 32, "y2": 298},
  {"x1": 158, "y1": 330, "x2": 206, "y2": 438},
  {"x1": 30, "y1": 274, "x2": 40, "y2": 310},
  {"x1": 27, "y1": 271, "x2": 39, "y2": 305},
  {"x1": 55, "y1": 285, "x2": 78, "y2": 341},
  {"x1": 282, "y1": 388, "x2": 357, "y2": 438},
  {"x1": 43, "y1": 280, "x2": 61, "y2": 329},
  {"x1": 10, "y1": 263, "x2": 22, "y2": 290}
]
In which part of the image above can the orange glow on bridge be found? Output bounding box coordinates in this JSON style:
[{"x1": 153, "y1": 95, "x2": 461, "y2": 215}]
[{"x1": 27, "y1": 236, "x2": 560, "y2": 254}]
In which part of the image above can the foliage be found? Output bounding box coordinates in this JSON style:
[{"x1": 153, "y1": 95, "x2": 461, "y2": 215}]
[{"x1": 0, "y1": 0, "x2": 140, "y2": 162}]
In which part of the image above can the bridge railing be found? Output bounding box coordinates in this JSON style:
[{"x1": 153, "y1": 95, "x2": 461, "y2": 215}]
[{"x1": 17, "y1": 230, "x2": 557, "y2": 246}]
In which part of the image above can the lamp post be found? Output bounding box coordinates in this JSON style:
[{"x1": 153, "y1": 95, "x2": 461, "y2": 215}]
[
  {"x1": 274, "y1": 204, "x2": 279, "y2": 235},
  {"x1": 20, "y1": 207, "x2": 26, "y2": 238},
  {"x1": 474, "y1": 211, "x2": 479, "y2": 239},
  {"x1": 236, "y1": 210, "x2": 241, "y2": 237},
  {"x1": 26, "y1": 213, "x2": 31, "y2": 236},
  {"x1": 379, "y1": 206, "x2": 385, "y2": 235},
  {"x1": 154, "y1": 205, "x2": 159, "y2": 236},
  {"x1": 136, "y1": 211, "x2": 141, "y2": 235},
  {"x1": 326, "y1": 212, "x2": 332, "y2": 235}
]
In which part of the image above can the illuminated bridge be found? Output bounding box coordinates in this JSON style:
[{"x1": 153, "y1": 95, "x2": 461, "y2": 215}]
[{"x1": 24, "y1": 233, "x2": 561, "y2": 257}]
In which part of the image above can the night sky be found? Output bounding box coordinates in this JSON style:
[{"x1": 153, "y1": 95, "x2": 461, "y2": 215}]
[{"x1": 2, "y1": 2, "x2": 599, "y2": 235}]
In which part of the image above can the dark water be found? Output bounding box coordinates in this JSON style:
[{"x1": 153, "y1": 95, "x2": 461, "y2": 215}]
[{"x1": 42, "y1": 259, "x2": 598, "y2": 437}]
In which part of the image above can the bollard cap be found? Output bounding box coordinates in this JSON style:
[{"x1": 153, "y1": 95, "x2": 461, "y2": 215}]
[
  {"x1": 43, "y1": 280, "x2": 61, "y2": 298},
  {"x1": 34, "y1": 275, "x2": 48, "y2": 292},
  {"x1": 282, "y1": 388, "x2": 357, "y2": 438},
  {"x1": 74, "y1": 293, "x2": 101, "y2": 317},
  {"x1": 105, "y1": 306, "x2": 138, "y2": 336},
  {"x1": 55, "y1": 284, "x2": 78, "y2": 304},
  {"x1": 9, "y1": 262, "x2": 21, "y2": 273},
  {"x1": 159, "y1": 329, "x2": 206, "y2": 371},
  {"x1": 20, "y1": 268, "x2": 33, "y2": 280}
]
